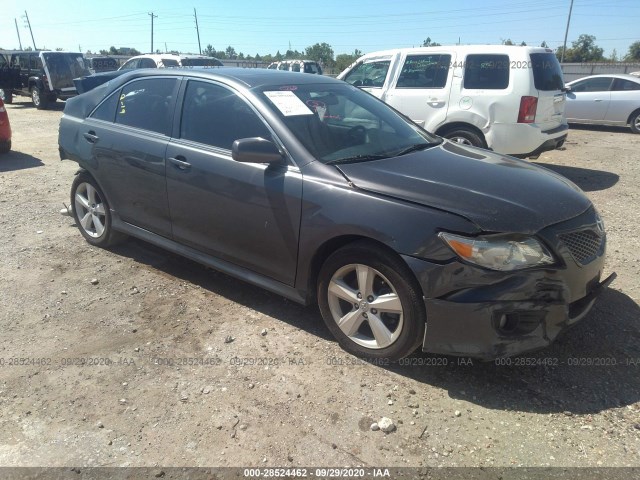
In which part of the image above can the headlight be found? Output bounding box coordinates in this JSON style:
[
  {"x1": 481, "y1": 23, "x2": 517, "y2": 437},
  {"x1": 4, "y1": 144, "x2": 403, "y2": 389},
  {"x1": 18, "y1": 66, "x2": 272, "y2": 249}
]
[{"x1": 439, "y1": 232, "x2": 555, "y2": 271}]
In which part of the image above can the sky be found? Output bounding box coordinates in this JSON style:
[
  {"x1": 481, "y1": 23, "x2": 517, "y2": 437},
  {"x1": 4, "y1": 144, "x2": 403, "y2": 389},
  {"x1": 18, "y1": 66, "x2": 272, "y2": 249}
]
[{"x1": 1, "y1": 0, "x2": 638, "y2": 59}]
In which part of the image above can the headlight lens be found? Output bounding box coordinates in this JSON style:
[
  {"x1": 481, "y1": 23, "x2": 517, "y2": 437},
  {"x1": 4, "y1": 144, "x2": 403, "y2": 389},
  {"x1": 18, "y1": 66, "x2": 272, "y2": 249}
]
[{"x1": 439, "y1": 232, "x2": 555, "y2": 271}]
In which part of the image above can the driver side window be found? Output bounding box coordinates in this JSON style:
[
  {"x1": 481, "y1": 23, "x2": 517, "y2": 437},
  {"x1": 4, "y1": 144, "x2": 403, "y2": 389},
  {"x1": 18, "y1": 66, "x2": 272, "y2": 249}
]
[{"x1": 344, "y1": 60, "x2": 391, "y2": 88}]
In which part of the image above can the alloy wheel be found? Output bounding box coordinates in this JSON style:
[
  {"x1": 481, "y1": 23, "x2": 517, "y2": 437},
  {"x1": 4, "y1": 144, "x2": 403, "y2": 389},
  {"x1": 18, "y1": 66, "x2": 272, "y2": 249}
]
[{"x1": 326, "y1": 263, "x2": 404, "y2": 349}]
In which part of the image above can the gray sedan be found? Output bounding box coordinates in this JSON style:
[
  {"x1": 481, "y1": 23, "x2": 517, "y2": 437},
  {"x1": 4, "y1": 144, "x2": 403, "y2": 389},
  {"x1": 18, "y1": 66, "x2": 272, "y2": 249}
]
[
  {"x1": 564, "y1": 74, "x2": 640, "y2": 133},
  {"x1": 58, "y1": 68, "x2": 614, "y2": 360}
]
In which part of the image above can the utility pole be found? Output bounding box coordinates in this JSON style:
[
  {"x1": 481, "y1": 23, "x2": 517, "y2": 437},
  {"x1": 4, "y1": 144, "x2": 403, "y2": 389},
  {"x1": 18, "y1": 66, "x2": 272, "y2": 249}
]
[
  {"x1": 15, "y1": 19, "x2": 23, "y2": 50},
  {"x1": 24, "y1": 10, "x2": 37, "y2": 50},
  {"x1": 560, "y1": 0, "x2": 574, "y2": 63},
  {"x1": 194, "y1": 8, "x2": 202, "y2": 55},
  {"x1": 149, "y1": 12, "x2": 158, "y2": 53}
]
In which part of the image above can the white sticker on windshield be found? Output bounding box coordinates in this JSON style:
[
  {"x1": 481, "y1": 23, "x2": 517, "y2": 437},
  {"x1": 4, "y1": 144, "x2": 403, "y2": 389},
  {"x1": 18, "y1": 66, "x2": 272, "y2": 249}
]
[{"x1": 264, "y1": 91, "x2": 313, "y2": 116}]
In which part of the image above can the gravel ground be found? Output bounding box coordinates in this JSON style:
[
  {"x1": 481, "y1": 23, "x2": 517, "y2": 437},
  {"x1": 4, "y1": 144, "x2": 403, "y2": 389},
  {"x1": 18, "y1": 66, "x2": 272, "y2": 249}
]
[{"x1": 0, "y1": 99, "x2": 639, "y2": 470}]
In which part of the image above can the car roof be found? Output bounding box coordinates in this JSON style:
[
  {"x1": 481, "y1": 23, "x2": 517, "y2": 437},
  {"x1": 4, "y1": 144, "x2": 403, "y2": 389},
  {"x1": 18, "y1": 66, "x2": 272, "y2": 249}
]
[
  {"x1": 356, "y1": 44, "x2": 555, "y2": 58},
  {"x1": 568, "y1": 73, "x2": 640, "y2": 84},
  {"x1": 111, "y1": 67, "x2": 338, "y2": 89}
]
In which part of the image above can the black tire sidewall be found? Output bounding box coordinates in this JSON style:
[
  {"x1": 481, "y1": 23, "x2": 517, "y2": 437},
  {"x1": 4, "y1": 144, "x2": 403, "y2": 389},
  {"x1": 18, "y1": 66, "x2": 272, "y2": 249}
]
[
  {"x1": 317, "y1": 242, "x2": 426, "y2": 361},
  {"x1": 444, "y1": 129, "x2": 486, "y2": 148},
  {"x1": 631, "y1": 111, "x2": 640, "y2": 134},
  {"x1": 32, "y1": 87, "x2": 48, "y2": 110},
  {"x1": 70, "y1": 173, "x2": 115, "y2": 247}
]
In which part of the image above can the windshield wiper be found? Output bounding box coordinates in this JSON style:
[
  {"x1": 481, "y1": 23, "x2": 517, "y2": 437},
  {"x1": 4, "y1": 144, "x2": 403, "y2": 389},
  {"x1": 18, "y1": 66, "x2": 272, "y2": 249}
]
[
  {"x1": 394, "y1": 141, "x2": 441, "y2": 157},
  {"x1": 325, "y1": 154, "x2": 389, "y2": 165}
]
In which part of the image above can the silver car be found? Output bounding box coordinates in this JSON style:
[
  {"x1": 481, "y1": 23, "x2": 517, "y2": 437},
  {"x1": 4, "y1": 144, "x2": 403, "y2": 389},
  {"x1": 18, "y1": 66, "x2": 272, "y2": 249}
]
[{"x1": 564, "y1": 74, "x2": 640, "y2": 134}]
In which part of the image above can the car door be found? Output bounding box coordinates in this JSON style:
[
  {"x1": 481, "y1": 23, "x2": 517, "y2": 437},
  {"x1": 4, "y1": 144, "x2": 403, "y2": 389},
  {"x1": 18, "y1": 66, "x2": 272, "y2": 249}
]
[
  {"x1": 165, "y1": 79, "x2": 303, "y2": 285},
  {"x1": 383, "y1": 52, "x2": 453, "y2": 128},
  {"x1": 565, "y1": 77, "x2": 613, "y2": 121},
  {"x1": 605, "y1": 78, "x2": 640, "y2": 123},
  {"x1": 77, "y1": 76, "x2": 179, "y2": 237}
]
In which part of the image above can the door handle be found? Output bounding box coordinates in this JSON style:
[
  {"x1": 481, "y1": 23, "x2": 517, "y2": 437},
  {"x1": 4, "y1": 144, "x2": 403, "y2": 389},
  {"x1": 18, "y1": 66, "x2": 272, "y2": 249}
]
[
  {"x1": 83, "y1": 131, "x2": 99, "y2": 143},
  {"x1": 168, "y1": 156, "x2": 191, "y2": 171},
  {"x1": 594, "y1": 99, "x2": 603, "y2": 102}
]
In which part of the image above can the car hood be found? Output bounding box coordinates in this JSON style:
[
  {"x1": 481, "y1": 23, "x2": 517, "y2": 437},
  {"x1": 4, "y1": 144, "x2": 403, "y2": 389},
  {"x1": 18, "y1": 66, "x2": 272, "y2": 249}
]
[{"x1": 336, "y1": 141, "x2": 591, "y2": 234}]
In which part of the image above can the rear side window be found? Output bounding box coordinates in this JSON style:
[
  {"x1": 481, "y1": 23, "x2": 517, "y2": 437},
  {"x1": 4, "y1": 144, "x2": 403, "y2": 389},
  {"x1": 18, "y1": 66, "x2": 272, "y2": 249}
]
[
  {"x1": 530, "y1": 53, "x2": 564, "y2": 91},
  {"x1": 90, "y1": 91, "x2": 120, "y2": 122},
  {"x1": 343, "y1": 59, "x2": 391, "y2": 88},
  {"x1": 115, "y1": 78, "x2": 177, "y2": 134},
  {"x1": 304, "y1": 63, "x2": 321, "y2": 74},
  {"x1": 397, "y1": 54, "x2": 451, "y2": 88},
  {"x1": 291, "y1": 63, "x2": 301, "y2": 72},
  {"x1": 161, "y1": 59, "x2": 179, "y2": 67},
  {"x1": 464, "y1": 54, "x2": 509, "y2": 89},
  {"x1": 139, "y1": 58, "x2": 157, "y2": 68},
  {"x1": 612, "y1": 78, "x2": 640, "y2": 91}
]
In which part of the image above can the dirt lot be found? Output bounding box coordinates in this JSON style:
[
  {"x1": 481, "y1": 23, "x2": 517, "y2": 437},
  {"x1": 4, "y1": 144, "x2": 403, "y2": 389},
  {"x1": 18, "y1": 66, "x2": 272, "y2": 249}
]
[{"x1": 0, "y1": 98, "x2": 639, "y2": 471}]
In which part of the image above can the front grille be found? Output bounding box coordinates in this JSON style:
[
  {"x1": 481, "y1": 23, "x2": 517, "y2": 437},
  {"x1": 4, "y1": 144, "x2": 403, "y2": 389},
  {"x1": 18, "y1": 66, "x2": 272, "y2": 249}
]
[{"x1": 559, "y1": 229, "x2": 604, "y2": 265}]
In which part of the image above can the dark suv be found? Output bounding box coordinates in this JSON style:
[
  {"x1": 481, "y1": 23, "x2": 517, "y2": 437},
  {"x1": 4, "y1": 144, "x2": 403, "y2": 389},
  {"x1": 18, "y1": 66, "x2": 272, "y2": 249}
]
[{"x1": 0, "y1": 51, "x2": 89, "y2": 109}]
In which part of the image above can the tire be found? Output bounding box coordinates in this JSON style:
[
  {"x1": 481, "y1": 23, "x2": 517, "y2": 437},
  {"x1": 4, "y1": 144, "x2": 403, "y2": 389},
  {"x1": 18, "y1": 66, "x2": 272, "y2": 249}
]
[
  {"x1": 0, "y1": 89, "x2": 11, "y2": 104},
  {"x1": 31, "y1": 86, "x2": 49, "y2": 110},
  {"x1": 0, "y1": 140, "x2": 10, "y2": 154},
  {"x1": 442, "y1": 127, "x2": 486, "y2": 148},
  {"x1": 317, "y1": 241, "x2": 426, "y2": 361},
  {"x1": 630, "y1": 110, "x2": 640, "y2": 134},
  {"x1": 70, "y1": 173, "x2": 127, "y2": 247}
]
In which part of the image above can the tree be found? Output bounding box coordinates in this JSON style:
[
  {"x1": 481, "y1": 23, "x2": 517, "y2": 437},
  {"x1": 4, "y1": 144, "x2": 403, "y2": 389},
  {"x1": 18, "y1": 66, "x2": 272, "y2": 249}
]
[
  {"x1": 422, "y1": 37, "x2": 441, "y2": 47},
  {"x1": 204, "y1": 44, "x2": 216, "y2": 57},
  {"x1": 557, "y1": 34, "x2": 605, "y2": 62},
  {"x1": 225, "y1": 46, "x2": 237, "y2": 59},
  {"x1": 519, "y1": 41, "x2": 527, "y2": 47},
  {"x1": 502, "y1": 39, "x2": 514, "y2": 46},
  {"x1": 540, "y1": 41, "x2": 548, "y2": 48},
  {"x1": 305, "y1": 42, "x2": 335, "y2": 67},
  {"x1": 335, "y1": 49, "x2": 363, "y2": 72},
  {"x1": 625, "y1": 41, "x2": 640, "y2": 61}
]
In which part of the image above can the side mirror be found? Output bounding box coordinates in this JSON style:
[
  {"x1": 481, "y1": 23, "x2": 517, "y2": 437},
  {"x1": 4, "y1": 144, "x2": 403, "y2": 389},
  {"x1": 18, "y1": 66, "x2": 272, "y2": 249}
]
[
  {"x1": 232, "y1": 137, "x2": 284, "y2": 164},
  {"x1": 563, "y1": 85, "x2": 571, "y2": 93}
]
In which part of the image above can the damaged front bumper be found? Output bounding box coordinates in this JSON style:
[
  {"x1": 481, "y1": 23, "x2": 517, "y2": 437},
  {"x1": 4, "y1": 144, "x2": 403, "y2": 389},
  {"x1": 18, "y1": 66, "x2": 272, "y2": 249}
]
[{"x1": 402, "y1": 208, "x2": 616, "y2": 360}]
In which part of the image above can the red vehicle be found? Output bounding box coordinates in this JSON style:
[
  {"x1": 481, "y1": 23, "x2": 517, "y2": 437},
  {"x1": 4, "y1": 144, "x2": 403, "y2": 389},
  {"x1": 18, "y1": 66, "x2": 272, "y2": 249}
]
[{"x1": 0, "y1": 97, "x2": 11, "y2": 153}]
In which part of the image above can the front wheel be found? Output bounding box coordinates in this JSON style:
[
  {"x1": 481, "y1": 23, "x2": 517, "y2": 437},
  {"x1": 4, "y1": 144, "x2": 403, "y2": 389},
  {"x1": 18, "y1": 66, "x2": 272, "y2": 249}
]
[
  {"x1": 630, "y1": 110, "x2": 640, "y2": 134},
  {"x1": 317, "y1": 241, "x2": 426, "y2": 361},
  {"x1": 70, "y1": 173, "x2": 126, "y2": 247},
  {"x1": 31, "y1": 86, "x2": 49, "y2": 110},
  {"x1": 442, "y1": 128, "x2": 486, "y2": 148}
]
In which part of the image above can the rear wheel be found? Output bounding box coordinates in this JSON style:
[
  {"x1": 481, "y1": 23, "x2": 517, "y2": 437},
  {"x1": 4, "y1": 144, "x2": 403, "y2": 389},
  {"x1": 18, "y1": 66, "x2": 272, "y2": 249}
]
[
  {"x1": 70, "y1": 173, "x2": 126, "y2": 247},
  {"x1": 630, "y1": 110, "x2": 640, "y2": 134},
  {"x1": 31, "y1": 86, "x2": 49, "y2": 110},
  {"x1": 442, "y1": 127, "x2": 486, "y2": 148},
  {"x1": 317, "y1": 241, "x2": 426, "y2": 361}
]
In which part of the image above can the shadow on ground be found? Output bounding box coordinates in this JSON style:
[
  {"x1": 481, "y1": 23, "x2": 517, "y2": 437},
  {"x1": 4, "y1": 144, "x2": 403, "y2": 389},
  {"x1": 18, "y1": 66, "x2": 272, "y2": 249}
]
[
  {"x1": 569, "y1": 123, "x2": 633, "y2": 135},
  {"x1": 5, "y1": 100, "x2": 65, "y2": 111},
  {"x1": 534, "y1": 163, "x2": 619, "y2": 192},
  {"x1": 0, "y1": 151, "x2": 44, "y2": 172},
  {"x1": 104, "y1": 237, "x2": 640, "y2": 416}
]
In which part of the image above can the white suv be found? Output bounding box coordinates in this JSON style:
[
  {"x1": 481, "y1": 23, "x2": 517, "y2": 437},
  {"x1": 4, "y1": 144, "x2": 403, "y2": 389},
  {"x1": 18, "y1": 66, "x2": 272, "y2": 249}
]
[
  {"x1": 338, "y1": 45, "x2": 568, "y2": 158},
  {"x1": 119, "y1": 54, "x2": 223, "y2": 70}
]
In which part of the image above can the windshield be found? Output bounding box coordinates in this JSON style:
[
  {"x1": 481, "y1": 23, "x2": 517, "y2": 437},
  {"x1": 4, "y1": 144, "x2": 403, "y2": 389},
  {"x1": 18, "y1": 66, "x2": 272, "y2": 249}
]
[{"x1": 259, "y1": 83, "x2": 440, "y2": 164}]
